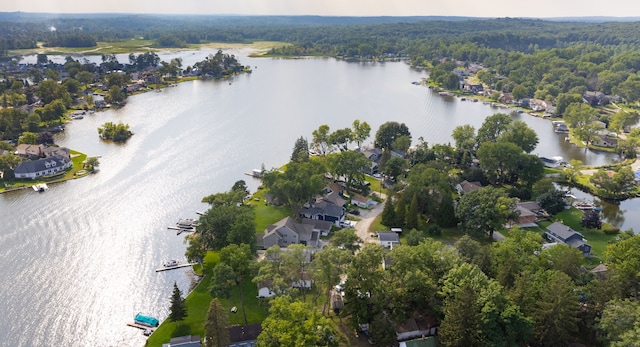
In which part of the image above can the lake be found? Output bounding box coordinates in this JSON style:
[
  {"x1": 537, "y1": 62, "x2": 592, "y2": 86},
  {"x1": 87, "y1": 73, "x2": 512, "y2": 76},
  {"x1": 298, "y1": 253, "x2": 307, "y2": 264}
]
[{"x1": 1, "y1": 50, "x2": 636, "y2": 346}]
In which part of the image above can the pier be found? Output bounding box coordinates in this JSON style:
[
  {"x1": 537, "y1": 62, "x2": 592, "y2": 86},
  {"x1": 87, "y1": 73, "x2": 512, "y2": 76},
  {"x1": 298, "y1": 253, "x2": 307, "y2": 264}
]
[{"x1": 155, "y1": 263, "x2": 196, "y2": 272}]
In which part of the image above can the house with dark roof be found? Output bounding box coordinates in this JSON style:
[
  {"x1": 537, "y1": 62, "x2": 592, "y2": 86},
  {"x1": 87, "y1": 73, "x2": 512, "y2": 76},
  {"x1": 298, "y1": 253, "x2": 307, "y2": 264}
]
[
  {"x1": 583, "y1": 91, "x2": 610, "y2": 106},
  {"x1": 262, "y1": 217, "x2": 319, "y2": 249},
  {"x1": 358, "y1": 147, "x2": 383, "y2": 175},
  {"x1": 545, "y1": 222, "x2": 592, "y2": 256},
  {"x1": 455, "y1": 180, "x2": 482, "y2": 195},
  {"x1": 513, "y1": 201, "x2": 542, "y2": 227},
  {"x1": 299, "y1": 199, "x2": 345, "y2": 226},
  {"x1": 301, "y1": 218, "x2": 333, "y2": 237},
  {"x1": 13, "y1": 155, "x2": 72, "y2": 180},
  {"x1": 228, "y1": 324, "x2": 262, "y2": 347},
  {"x1": 377, "y1": 232, "x2": 400, "y2": 248},
  {"x1": 161, "y1": 335, "x2": 201, "y2": 347}
]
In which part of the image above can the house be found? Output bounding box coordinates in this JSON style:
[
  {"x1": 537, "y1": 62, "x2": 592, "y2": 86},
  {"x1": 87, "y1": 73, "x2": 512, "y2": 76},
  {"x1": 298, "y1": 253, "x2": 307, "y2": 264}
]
[
  {"x1": 499, "y1": 92, "x2": 514, "y2": 104},
  {"x1": 262, "y1": 217, "x2": 319, "y2": 249},
  {"x1": 15, "y1": 144, "x2": 45, "y2": 158},
  {"x1": 43, "y1": 146, "x2": 71, "y2": 161},
  {"x1": 377, "y1": 232, "x2": 400, "y2": 248},
  {"x1": 13, "y1": 155, "x2": 72, "y2": 180},
  {"x1": 545, "y1": 222, "x2": 592, "y2": 256},
  {"x1": 299, "y1": 199, "x2": 345, "y2": 226},
  {"x1": 292, "y1": 271, "x2": 313, "y2": 289},
  {"x1": 322, "y1": 191, "x2": 347, "y2": 208},
  {"x1": 592, "y1": 134, "x2": 618, "y2": 148},
  {"x1": 514, "y1": 201, "x2": 541, "y2": 227},
  {"x1": 161, "y1": 335, "x2": 201, "y2": 347},
  {"x1": 583, "y1": 91, "x2": 610, "y2": 106},
  {"x1": 228, "y1": 324, "x2": 262, "y2": 347},
  {"x1": 351, "y1": 194, "x2": 376, "y2": 209},
  {"x1": 301, "y1": 218, "x2": 333, "y2": 237},
  {"x1": 358, "y1": 147, "x2": 383, "y2": 175},
  {"x1": 590, "y1": 263, "x2": 608, "y2": 280},
  {"x1": 395, "y1": 315, "x2": 438, "y2": 342},
  {"x1": 455, "y1": 180, "x2": 482, "y2": 195}
]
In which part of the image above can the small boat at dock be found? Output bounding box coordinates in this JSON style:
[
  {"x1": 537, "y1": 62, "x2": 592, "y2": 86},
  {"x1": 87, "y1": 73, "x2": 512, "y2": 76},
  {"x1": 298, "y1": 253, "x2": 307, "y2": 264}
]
[
  {"x1": 163, "y1": 259, "x2": 180, "y2": 268},
  {"x1": 32, "y1": 183, "x2": 49, "y2": 192},
  {"x1": 176, "y1": 218, "x2": 198, "y2": 229},
  {"x1": 574, "y1": 201, "x2": 596, "y2": 210}
]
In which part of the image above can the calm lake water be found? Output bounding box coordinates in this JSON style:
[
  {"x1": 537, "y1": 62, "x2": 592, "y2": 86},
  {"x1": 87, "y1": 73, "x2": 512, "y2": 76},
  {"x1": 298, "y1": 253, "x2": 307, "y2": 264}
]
[{"x1": 2, "y1": 50, "x2": 638, "y2": 346}]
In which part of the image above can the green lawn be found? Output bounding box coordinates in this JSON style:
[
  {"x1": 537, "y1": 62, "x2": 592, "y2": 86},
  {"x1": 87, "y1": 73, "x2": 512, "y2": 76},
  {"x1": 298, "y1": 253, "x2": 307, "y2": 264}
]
[
  {"x1": 145, "y1": 251, "x2": 269, "y2": 346},
  {"x1": 249, "y1": 188, "x2": 291, "y2": 232}
]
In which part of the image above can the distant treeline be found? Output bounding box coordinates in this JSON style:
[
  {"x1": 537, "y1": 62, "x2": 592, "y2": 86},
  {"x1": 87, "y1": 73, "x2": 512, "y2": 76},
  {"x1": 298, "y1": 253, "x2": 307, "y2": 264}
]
[{"x1": 3, "y1": 15, "x2": 640, "y2": 54}]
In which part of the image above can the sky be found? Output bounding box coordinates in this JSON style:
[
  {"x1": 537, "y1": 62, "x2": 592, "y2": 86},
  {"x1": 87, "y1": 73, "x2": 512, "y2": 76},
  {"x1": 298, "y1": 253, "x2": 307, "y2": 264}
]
[{"x1": 1, "y1": 0, "x2": 639, "y2": 18}]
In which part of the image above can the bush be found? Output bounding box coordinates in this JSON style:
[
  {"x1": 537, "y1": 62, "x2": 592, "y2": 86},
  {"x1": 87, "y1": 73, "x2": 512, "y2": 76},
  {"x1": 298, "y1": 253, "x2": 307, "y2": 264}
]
[{"x1": 602, "y1": 225, "x2": 620, "y2": 235}]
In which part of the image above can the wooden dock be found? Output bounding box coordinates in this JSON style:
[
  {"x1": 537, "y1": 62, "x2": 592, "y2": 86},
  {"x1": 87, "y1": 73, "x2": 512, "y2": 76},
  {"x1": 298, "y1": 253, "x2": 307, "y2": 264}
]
[
  {"x1": 167, "y1": 226, "x2": 194, "y2": 235},
  {"x1": 155, "y1": 263, "x2": 195, "y2": 272},
  {"x1": 127, "y1": 322, "x2": 155, "y2": 331}
]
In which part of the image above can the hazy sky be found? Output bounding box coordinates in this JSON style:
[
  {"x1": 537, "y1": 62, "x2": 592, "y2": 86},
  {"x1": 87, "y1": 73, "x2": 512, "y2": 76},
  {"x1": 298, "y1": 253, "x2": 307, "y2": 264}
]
[{"x1": 2, "y1": 0, "x2": 638, "y2": 18}]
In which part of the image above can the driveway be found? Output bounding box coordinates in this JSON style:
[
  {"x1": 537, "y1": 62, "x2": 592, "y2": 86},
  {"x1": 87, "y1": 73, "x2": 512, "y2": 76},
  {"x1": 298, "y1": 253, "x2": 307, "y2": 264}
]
[{"x1": 352, "y1": 201, "x2": 385, "y2": 245}]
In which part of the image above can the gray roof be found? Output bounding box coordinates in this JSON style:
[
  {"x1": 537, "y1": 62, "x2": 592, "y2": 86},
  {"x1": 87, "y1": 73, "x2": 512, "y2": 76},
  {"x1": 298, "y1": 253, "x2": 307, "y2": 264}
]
[
  {"x1": 229, "y1": 324, "x2": 262, "y2": 344},
  {"x1": 377, "y1": 232, "x2": 400, "y2": 243},
  {"x1": 301, "y1": 218, "x2": 332, "y2": 232},
  {"x1": 546, "y1": 222, "x2": 583, "y2": 243},
  {"x1": 167, "y1": 335, "x2": 201, "y2": 347},
  {"x1": 13, "y1": 155, "x2": 70, "y2": 175}
]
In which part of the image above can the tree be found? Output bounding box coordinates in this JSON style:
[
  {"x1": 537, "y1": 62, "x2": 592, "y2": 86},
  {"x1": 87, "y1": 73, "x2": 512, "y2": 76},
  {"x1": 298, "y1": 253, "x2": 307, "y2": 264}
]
[
  {"x1": 605, "y1": 234, "x2": 640, "y2": 299},
  {"x1": 169, "y1": 281, "x2": 187, "y2": 324},
  {"x1": 451, "y1": 124, "x2": 476, "y2": 153},
  {"x1": 454, "y1": 235, "x2": 490, "y2": 271},
  {"x1": 373, "y1": 121, "x2": 411, "y2": 149},
  {"x1": 581, "y1": 210, "x2": 602, "y2": 229},
  {"x1": 311, "y1": 246, "x2": 353, "y2": 315},
  {"x1": 439, "y1": 263, "x2": 532, "y2": 347},
  {"x1": 536, "y1": 189, "x2": 567, "y2": 215},
  {"x1": 76, "y1": 70, "x2": 94, "y2": 88},
  {"x1": 107, "y1": 85, "x2": 126, "y2": 104},
  {"x1": 498, "y1": 120, "x2": 539, "y2": 153},
  {"x1": 380, "y1": 198, "x2": 396, "y2": 227},
  {"x1": 564, "y1": 102, "x2": 597, "y2": 129},
  {"x1": 538, "y1": 244, "x2": 584, "y2": 282},
  {"x1": 210, "y1": 263, "x2": 236, "y2": 300},
  {"x1": 328, "y1": 128, "x2": 352, "y2": 152},
  {"x1": 512, "y1": 84, "x2": 528, "y2": 100},
  {"x1": 290, "y1": 136, "x2": 309, "y2": 163},
  {"x1": 257, "y1": 295, "x2": 336, "y2": 347},
  {"x1": 262, "y1": 160, "x2": 325, "y2": 215},
  {"x1": 455, "y1": 186, "x2": 519, "y2": 239},
  {"x1": 330, "y1": 228, "x2": 362, "y2": 253},
  {"x1": 490, "y1": 228, "x2": 542, "y2": 288},
  {"x1": 574, "y1": 121, "x2": 601, "y2": 150},
  {"x1": 351, "y1": 119, "x2": 371, "y2": 148},
  {"x1": 220, "y1": 244, "x2": 254, "y2": 325},
  {"x1": 17, "y1": 132, "x2": 38, "y2": 145},
  {"x1": 382, "y1": 155, "x2": 407, "y2": 182},
  {"x1": 476, "y1": 141, "x2": 524, "y2": 184},
  {"x1": 476, "y1": 113, "x2": 512, "y2": 146},
  {"x1": 84, "y1": 157, "x2": 100, "y2": 173},
  {"x1": 98, "y1": 122, "x2": 132, "y2": 142},
  {"x1": 326, "y1": 150, "x2": 368, "y2": 192},
  {"x1": 204, "y1": 298, "x2": 230, "y2": 347},
  {"x1": 311, "y1": 124, "x2": 331, "y2": 155},
  {"x1": 598, "y1": 299, "x2": 640, "y2": 347},
  {"x1": 511, "y1": 270, "x2": 580, "y2": 346},
  {"x1": 0, "y1": 152, "x2": 23, "y2": 180}
]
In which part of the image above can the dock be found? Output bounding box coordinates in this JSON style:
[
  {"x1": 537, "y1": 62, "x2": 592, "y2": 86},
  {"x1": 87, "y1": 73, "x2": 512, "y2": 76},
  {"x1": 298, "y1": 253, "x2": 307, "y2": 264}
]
[
  {"x1": 155, "y1": 263, "x2": 196, "y2": 272},
  {"x1": 167, "y1": 226, "x2": 194, "y2": 235},
  {"x1": 127, "y1": 322, "x2": 155, "y2": 331}
]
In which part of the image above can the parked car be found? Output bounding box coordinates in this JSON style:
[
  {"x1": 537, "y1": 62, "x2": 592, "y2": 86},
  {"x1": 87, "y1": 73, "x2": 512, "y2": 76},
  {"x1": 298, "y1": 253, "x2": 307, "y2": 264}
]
[{"x1": 348, "y1": 209, "x2": 360, "y2": 216}]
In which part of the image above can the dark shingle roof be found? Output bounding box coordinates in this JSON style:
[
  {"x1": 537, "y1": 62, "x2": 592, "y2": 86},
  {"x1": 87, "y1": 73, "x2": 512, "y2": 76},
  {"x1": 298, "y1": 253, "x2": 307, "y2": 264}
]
[{"x1": 229, "y1": 324, "x2": 262, "y2": 343}]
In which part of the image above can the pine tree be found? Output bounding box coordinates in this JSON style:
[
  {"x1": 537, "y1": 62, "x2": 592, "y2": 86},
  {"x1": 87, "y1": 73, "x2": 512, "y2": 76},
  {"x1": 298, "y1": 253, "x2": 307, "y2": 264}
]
[
  {"x1": 381, "y1": 197, "x2": 396, "y2": 227},
  {"x1": 405, "y1": 193, "x2": 419, "y2": 230},
  {"x1": 205, "y1": 298, "x2": 230, "y2": 347},
  {"x1": 169, "y1": 281, "x2": 187, "y2": 324}
]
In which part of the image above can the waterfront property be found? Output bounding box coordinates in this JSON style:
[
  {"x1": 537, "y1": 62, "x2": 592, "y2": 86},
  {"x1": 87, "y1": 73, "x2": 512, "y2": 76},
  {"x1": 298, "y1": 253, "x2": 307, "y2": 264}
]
[
  {"x1": 544, "y1": 222, "x2": 592, "y2": 256},
  {"x1": 13, "y1": 155, "x2": 73, "y2": 180},
  {"x1": 161, "y1": 335, "x2": 201, "y2": 347},
  {"x1": 261, "y1": 216, "x2": 320, "y2": 249}
]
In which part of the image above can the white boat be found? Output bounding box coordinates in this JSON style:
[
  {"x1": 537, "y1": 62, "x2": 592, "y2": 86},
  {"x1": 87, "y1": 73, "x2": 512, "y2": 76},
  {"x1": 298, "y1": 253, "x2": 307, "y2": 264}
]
[
  {"x1": 32, "y1": 183, "x2": 49, "y2": 192},
  {"x1": 176, "y1": 218, "x2": 198, "y2": 229},
  {"x1": 540, "y1": 156, "x2": 564, "y2": 168},
  {"x1": 163, "y1": 259, "x2": 180, "y2": 268},
  {"x1": 574, "y1": 201, "x2": 595, "y2": 210}
]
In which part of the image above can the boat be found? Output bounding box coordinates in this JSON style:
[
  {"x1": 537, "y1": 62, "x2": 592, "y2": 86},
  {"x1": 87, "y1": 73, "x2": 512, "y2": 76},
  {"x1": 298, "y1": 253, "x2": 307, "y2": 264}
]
[
  {"x1": 540, "y1": 156, "x2": 564, "y2": 168},
  {"x1": 134, "y1": 313, "x2": 159, "y2": 328},
  {"x1": 555, "y1": 123, "x2": 569, "y2": 133},
  {"x1": 163, "y1": 259, "x2": 180, "y2": 268},
  {"x1": 574, "y1": 201, "x2": 596, "y2": 210},
  {"x1": 32, "y1": 183, "x2": 49, "y2": 192},
  {"x1": 176, "y1": 218, "x2": 198, "y2": 229}
]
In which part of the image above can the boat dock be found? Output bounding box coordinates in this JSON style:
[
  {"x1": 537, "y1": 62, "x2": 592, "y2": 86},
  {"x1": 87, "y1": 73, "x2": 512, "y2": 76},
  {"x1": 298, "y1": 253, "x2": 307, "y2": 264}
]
[
  {"x1": 127, "y1": 322, "x2": 155, "y2": 330},
  {"x1": 167, "y1": 226, "x2": 194, "y2": 235},
  {"x1": 155, "y1": 263, "x2": 195, "y2": 272}
]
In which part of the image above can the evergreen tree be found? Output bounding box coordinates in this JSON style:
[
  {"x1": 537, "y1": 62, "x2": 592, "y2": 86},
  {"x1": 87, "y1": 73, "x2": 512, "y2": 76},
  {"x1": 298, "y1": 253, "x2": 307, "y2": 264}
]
[
  {"x1": 381, "y1": 198, "x2": 396, "y2": 227},
  {"x1": 405, "y1": 193, "x2": 419, "y2": 230},
  {"x1": 205, "y1": 298, "x2": 230, "y2": 347},
  {"x1": 290, "y1": 136, "x2": 309, "y2": 163},
  {"x1": 395, "y1": 197, "x2": 407, "y2": 228},
  {"x1": 169, "y1": 281, "x2": 187, "y2": 324}
]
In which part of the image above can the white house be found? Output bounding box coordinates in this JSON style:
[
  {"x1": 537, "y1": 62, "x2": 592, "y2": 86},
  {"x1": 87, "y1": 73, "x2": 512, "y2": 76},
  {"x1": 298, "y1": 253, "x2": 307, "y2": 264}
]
[
  {"x1": 13, "y1": 155, "x2": 72, "y2": 180},
  {"x1": 377, "y1": 232, "x2": 400, "y2": 248},
  {"x1": 351, "y1": 194, "x2": 376, "y2": 209}
]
